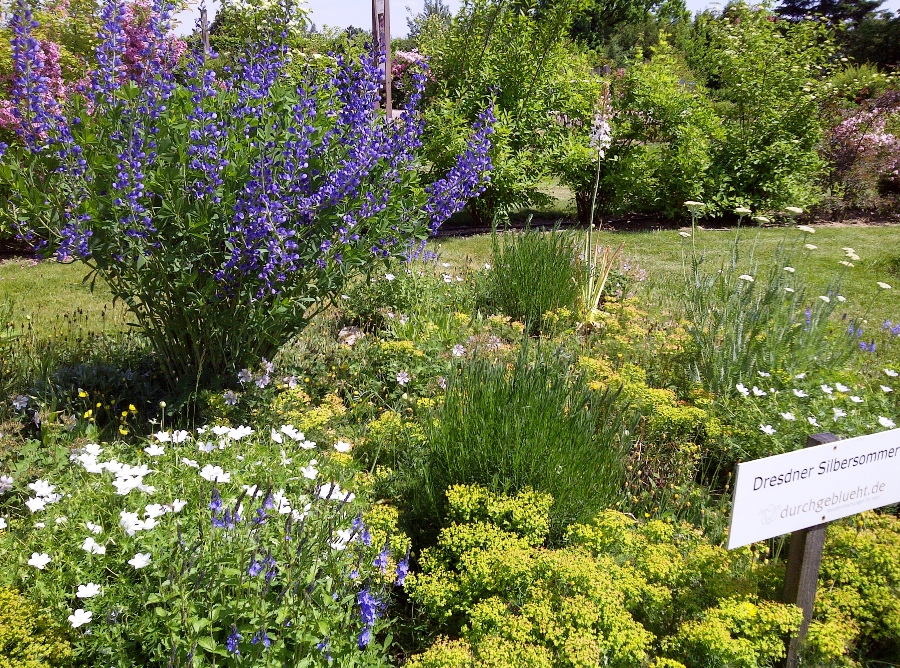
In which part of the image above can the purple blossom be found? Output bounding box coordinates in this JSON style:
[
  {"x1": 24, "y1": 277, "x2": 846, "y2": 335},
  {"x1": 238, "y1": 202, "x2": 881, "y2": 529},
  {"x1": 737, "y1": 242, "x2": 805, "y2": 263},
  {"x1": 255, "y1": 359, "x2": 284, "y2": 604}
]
[
  {"x1": 251, "y1": 629, "x2": 271, "y2": 649},
  {"x1": 374, "y1": 545, "x2": 390, "y2": 573},
  {"x1": 226, "y1": 625, "x2": 241, "y2": 655},
  {"x1": 395, "y1": 549, "x2": 410, "y2": 586}
]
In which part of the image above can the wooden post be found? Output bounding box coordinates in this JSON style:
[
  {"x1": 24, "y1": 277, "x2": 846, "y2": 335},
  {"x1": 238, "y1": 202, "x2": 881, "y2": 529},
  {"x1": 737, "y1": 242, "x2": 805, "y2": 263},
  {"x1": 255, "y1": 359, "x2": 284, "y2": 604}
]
[
  {"x1": 372, "y1": 0, "x2": 392, "y2": 119},
  {"x1": 783, "y1": 432, "x2": 840, "y2": 668},
  {"x1": 200, "y1": 4, "x2": 210, "y2": 59}
]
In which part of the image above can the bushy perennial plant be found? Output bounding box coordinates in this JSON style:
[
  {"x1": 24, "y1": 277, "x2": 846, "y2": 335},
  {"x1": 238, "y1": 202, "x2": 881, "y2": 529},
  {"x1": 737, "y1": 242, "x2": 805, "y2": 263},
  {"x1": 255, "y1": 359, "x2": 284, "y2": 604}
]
[
  {"x1": 0, "y1": 423, "x2": 409, "y2": 666},
  {"x1": 0, "y1": 0, "x2": 493, "y2": 386}
]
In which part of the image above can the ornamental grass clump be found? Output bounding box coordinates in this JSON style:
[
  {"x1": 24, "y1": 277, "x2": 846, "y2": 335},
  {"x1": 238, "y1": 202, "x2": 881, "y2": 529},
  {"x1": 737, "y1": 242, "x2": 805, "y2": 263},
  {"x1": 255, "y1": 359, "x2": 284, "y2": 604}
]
[
  {"x1": 0, "y1": 0, "x2": 493, "y2": 388},
  {"x1": 417, "y1": 345, "x2": 633, "y2": 541}
]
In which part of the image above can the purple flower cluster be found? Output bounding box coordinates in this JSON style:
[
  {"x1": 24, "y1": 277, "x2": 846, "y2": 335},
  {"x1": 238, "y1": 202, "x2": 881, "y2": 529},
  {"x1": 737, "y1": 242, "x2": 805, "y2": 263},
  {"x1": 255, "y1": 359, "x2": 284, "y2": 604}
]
[{"x1": 356, "y1": 586, "x2": 383, "y2": 649}]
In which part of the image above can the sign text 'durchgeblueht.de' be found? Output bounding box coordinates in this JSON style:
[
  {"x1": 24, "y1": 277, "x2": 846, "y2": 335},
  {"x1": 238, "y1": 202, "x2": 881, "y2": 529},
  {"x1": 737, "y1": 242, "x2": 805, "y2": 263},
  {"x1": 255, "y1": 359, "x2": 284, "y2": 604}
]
[{"x1": 728, "y1": 428, "x2": 900, "y2": 549}]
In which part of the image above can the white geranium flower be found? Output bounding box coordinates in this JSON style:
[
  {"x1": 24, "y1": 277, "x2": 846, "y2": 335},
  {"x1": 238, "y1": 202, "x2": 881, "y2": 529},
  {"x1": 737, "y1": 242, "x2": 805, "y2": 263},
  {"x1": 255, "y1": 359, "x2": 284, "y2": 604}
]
[
  {"x1": 199, "y1": 465, "x2": 230, "y2": 483},
  {"x1": 82, "y1": 537, "x2": 106, "y2": 555},
  {"x1": 881, "y1": 385, "x2": 893, "y2": 393},
  {"x1": 271, "y1": 428, "x2": 283, "y2": 444},
  {"x1": 144, "y1": 504, "x2": 166, "y2": 520},
  {"x1": 833, "y1": 407, "x2": 847, "y2": 419},
  {"x1": 334, "y1": 440, "x2": 353, "y2": 453},
  {"x1": 181, "y1": 457, "x2": 198, "y2": 468},
  {"x1": 452, "y1": 344, "x2": 466, "y2": 357},
  {"x1": 76, "y1": 583, "x2": 101, "y2": 599},
  {"x1": 154, "y1": 431, "x2": 171, "y2": 443},
  {"x1": 760, "y1": 424, "x2": 776, "y2": 435},
  {"x1": 171, "y1": 430, "x2": 190, "y2": 444},
  {"x1": 198, "y1": 441, "x2": 216, "y2": 453},
  {"x1": 808, "y1": 416, "x2": 819, "y2": 427},
  {"x1": 143, "y1": 444, "x2": 165, "y2": 457},
  {"x1": 736, "y1": 383, "x2": 750, "y2": 396},
  {"x1": 85, "y1": 522, "x2": 102, "y2": 535},
  {"x1": 25, "y1": 497, "x2": 47, "y2": 513},
  {"x1": 385, "y1": 273, "x2": 395, "y2": 281},
  {"x1": 793, "y1": 389, "x2": 809, "y2": 398},
  {"x1": 781, "y1": 412, "x2": 796, "y2": 421},
  {"x1": 849, "y1": 396, "x2": 863, "y2": 403},
  {"x1": 300, "y1": 460, "x2": 319, "y2": 480},
  {"x1": 0, "y1": 474, "x2": 13, "y2": 494},
  {"x1": 886, "y1": 369, "x2": 899, "y2": 377},
  {"x1": 752, "y1": 386, "x2": 767, "y2": 396},
  {"x1": 28, "y1": 480, "x2": 55, "y2": 497},
  {"x1": 68, "y1": 609, "x2": 92, "y2": 628},
  {"x1": 318, "y1": 482, "x2": 355, "y2": 503},
  {"x1": 821, "y1": 384, "x2": 833, "y2": 395},
  {"x1": 128, "y1": 553, "x2": 152, "y2": 569},
  {"x1": 758, "y1": 371, "x2": 771, "y2": 377},
  {"x1": 28, "y1": 552, "x2": 51, "y2": 569},
  {"x1": 878, "y1": 416, "x2": 896, "y2": 428},
  {"x1": 835, "y1": 383, "x2": 850, "y2": 392},
  {"x1": 795, "y1": 373, "x2": 807, "y2": 379}
]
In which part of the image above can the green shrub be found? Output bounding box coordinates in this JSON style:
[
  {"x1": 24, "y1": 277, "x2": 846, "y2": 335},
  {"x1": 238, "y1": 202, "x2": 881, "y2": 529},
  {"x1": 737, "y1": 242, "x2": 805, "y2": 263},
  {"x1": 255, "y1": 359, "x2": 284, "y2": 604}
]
[
  {"x1": 806, "y1": 512, "x2": 900, "y2": 665},
  {"x1": 418, "y1": 346, "x2": 632, "y2": 540},
  {"x1": 407, "y1": 486, "x2": 803, "y2": 668},
  {"x1": 0, "y1": 587, "x2": 72, "y2": 668},
  {"x1": 480, "y1": 228, "x2": 583, "y2": 334}
]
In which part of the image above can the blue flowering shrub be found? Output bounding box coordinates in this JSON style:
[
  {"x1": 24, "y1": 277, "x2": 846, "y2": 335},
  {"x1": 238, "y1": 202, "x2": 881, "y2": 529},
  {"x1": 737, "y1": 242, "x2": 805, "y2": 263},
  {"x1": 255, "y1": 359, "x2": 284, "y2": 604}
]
[
  {"x1": 0, "y1": 424, "x2": 409, "y2": 666},
  {"x1": 406, "y1": 485, "x2": 803, "y2": 668},
  {"x1": 0, "y1": 0, "x2": 492, "y2": 387}
]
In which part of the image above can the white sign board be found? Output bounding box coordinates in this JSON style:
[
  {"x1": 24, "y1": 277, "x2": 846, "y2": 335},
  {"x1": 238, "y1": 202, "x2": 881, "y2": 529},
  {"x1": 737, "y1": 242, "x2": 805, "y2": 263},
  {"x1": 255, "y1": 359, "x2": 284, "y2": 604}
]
[{"x1": 728, "y1": 428, "x2": 900, "y2": 549}]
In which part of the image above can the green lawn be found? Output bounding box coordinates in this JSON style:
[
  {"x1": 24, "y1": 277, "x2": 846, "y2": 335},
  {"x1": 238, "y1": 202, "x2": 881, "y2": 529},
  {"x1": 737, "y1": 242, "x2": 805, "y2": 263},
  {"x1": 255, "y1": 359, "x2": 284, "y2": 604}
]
[
  {"x1": 2, "y1": 223, "x2": 899, "y2": 337},
  {"x1": 432, "y1": 223, "x2": 900, "y2": 327}
]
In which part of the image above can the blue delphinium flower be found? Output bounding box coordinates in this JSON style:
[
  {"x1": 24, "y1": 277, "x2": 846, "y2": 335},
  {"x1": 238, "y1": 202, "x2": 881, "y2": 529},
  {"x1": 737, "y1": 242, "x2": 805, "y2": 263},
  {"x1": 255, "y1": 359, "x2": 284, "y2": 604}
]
[
  {"x1": 374, "y1": 545, "x2": 390, "y2": 573},
  {"x1": 209, "y1": 488, "x2": 223, "y2": 512},
  {"x1": 395, "y1": 549, "x2": 410, "y2": 586},
  {"x1": 251, "y1": 629, "x2": 271, "y2": 649},
  {"x1": 358, "y1": 626, "x2": 372, "y2": 649}
]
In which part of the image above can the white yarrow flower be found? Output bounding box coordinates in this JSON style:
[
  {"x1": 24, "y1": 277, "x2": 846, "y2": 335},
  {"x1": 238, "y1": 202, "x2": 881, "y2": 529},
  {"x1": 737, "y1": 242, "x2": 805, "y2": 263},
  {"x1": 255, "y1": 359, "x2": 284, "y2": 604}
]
[
  {"x1": 877, "y1": 282, "x2": 892, "y2": 290},
  {"x1": 738, "y1": 274, "x2": 754, "y2": 282}
]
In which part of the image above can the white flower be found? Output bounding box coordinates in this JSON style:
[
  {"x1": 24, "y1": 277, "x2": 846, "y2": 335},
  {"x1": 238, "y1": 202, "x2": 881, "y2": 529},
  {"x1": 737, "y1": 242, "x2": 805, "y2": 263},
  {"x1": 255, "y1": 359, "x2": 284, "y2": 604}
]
[
  {"x1": 28, "y1": 480, "x2": 55, "y2": 497},
  {"x1": 842, "y1": 247, "x2": 855, "y2": 253},
  {"x1": 270, "y1": 428, "x2": 283, "y2": 444},
  {"x1": 169, "y1": 499, "x2": 187, "y2": 513},
  {"x1": 452, "y1": 344, "x2": 466, "y2": 357},
  {"x1": 34, "y1": 522, "x2": 45, "y2": 529},
  {"x1": 330, "y1": 527, "x2": 354, "y2": 551},
  {"x1": 821, "y1": 384, "x2": 833, "y2": 395},
  {"x1": 385, "y1": 273, "x2": 395, "y2": 281},
  {"x1": 835, "y1": 383, "x2": 850, "y2": 392},
  {"x1": 793, "y1": 389, "x2": 809, "y2": 398},
  {"x1": 28, "y1": 552, "x2": 51, "y2": 569},
  {"x1": 840, "y1": 261, "x2": 854, "y2": 268},
  {"x1": 68, "y1": 609, "x2": 92, "y2": 628},
  {"x1": 886, "y1": 369, "x2": 899, "y2": 377},
  {"x1": 784, "y1": 266, "x2": 796, "y2": 274},
  {"x1": 0, "y1": 474, "x2": 14, "y2": 494},
  {"x1": 736, "y1": 383, "x2": 750, "y2": 397},
  {"x1": 181, "y1": 457, "x2": 198, "y2": 468},
  {"x1": 25, "y1": 497, "x2": 47, "y2": 513},
  {"x1": 784, "y1": 287, "x2": 795, "y2": 293},
  {"x1": 819, "y1": 295, "x2": 830, "y2": 303},
  {"x1": 735, "y1": 206, "x2": 752, "y2": 215},
  {"x1": 54, "y1": 516, "x2": 67, "y2": 525},
  {"x1": 334, "y1": 440, "x2": 353, "y2": 453},
  {"x1": 212, "y1": 425, "x2": 231, "y2": 436},
  {"x1": 119, "y1": 511, "x2": 146, "y2": 536},
  {"x1": 154, "y1": 431, "x2": 171, "y2": 443},
  {"x1": 837, "y1": 295, "x2": 846, "y2": 302},
  {"x1": 280, "y1": 450, "x2": 292, "y2": 466},
  {"x1": 280, "y1": 425, "x2": 305, "y2": 441},
  {"x1": 752, "y1": 386, "x2": 767, "y2": 396},
  {"x1": 833, "y1": 407, "x2": 847, "y2": 419},
  {"x1": 881, "y1": 385, "x2": 893, "y2": 393},
  {"x1": 760, "y1": 424, "x2": 776, "y2": 435},
  {"x1": 805, "y1": 244, "x2": 818, "y2": 250},
  {"x1": 738, "y1": 274, "x2": 754, "y2": 282},
  {"x1": 128, "y1": 553, "x2": 152, "y2": 569},
  {"x1": 878, "y1": 416, "x2": 896, "y2": 428},
  {"x1": 678, "y1": 231, "x2": 691, "y2": 238},
  {"x1": 781, "y1": 412, "x2": 796, "y2": 421},
  {"x1": 758, "y1": 371, "x2": 771, "y2": 377},
  {"x1": 877, "y1": 282, "x2": 892, "y2": 290},
  {"x1": 76, "y1": 583, "x2": 101, "y2": 599},
  {"x1": 300, "y1": 460, "x2": 319, "y2": 480},
  {"x1": 82, "y1": 536, "x2": 106, "y2": 555},
  {"x1": 318, "y1": 482, "x2": 355, "y2": 503},
  {"x1": 0, "y1": 517, "x2": 6, "y2": 530},
  {"x1": 198, "y1": 441, "x2": 216, "y2": 453},
  {"x1": 199, "y1": 465, "x2": 230, "y2": 483},
  {"x1": 753, "y1": 216, "x2": 771, "y2": 224},
  {"x1": 795, "y1": 373, "x2": 807, "y2": 379},
  {"x1": 808, "y1": 416, "x2": 819, "y2": 427},
  {"x1": 143, "y1": 444, "x2": 165, "y2": 457},
  {"x1": 144, "y1": 504, "x2": 166, "y2": 520},
  {"x1": 85, "y1": 522, "x2": 103, "y2": 535},
  {"x1": 796, "y1": 224, "x2": 815, "y2": 232},
  {"x1": 788, "y1": 208, "x2": 806, "y2": 216},
  {"x1": 849, "y1": 396, "x2": 863, "y2": 403},
  {"x1": 171, "y1": 430, "x2": 190, "y2": 444}
]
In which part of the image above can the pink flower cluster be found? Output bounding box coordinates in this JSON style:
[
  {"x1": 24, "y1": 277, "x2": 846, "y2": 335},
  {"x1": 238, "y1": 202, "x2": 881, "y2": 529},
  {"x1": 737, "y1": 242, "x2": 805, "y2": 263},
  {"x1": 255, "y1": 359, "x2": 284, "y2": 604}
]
[
  {"x1": 0, "y1": 0, "x2": 186, "y2": 133},
  {"x1": 827, "y1": 90, "x2": 900, "y2": 184}
]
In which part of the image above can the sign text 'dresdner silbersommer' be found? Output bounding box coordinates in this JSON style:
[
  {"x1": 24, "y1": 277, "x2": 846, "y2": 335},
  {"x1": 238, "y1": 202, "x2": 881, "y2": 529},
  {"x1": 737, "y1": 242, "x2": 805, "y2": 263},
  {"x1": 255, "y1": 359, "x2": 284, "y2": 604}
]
[{"x1": 728, "y1": 428, "x2": 900, "y2": 549}]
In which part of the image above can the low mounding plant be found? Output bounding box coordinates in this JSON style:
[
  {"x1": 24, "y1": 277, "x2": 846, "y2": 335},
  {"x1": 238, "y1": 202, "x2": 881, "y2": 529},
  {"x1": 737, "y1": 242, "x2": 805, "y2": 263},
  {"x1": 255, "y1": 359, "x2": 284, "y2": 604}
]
[
  {"x1": 0, "y1": 425, "x2": 410, "y2": 667},
  {"x1": 418, "y1": 345, "x2": 633, "y2": 539},
  {"x1": 480, "y1": 226, "x2": 582, "y2": 334},
  {"x1": 0, "y1": 0, "x2": 492, "y2": 388}
]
